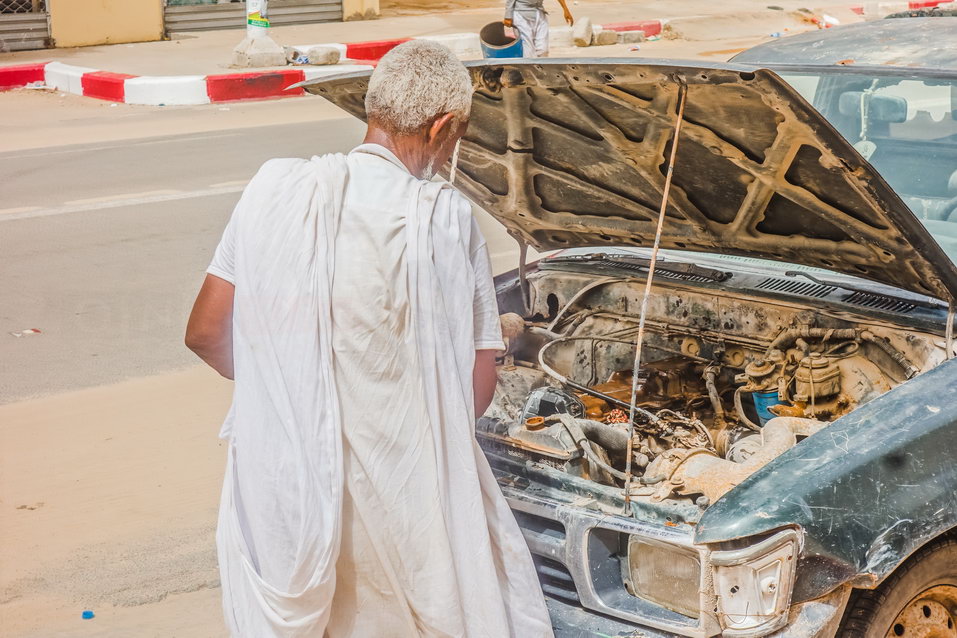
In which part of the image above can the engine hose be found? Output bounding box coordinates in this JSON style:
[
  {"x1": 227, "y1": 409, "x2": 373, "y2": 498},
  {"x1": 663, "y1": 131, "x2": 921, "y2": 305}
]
[
  {"x1": 733, "y1": 387, "x2": 762, "y2": 432},
  {"x1": 767, "y1": 327, "x2": 858, "y2": 354},
  {"x1": 538, "y1": 337, "x2": 661, "y2": 424},
  {"x1": 767, "y1": 326, "x2": 919, "y2": 379},
  {"x1": 558, "y1": 415, "x2": 629, "y2": 481},
  {"x1": 578, "y1": 418, "x2": 630, "y2": 453},
  {"x1": 703, "y1": 367, "x2": 725, "y2": 419},
  {"x1": 860, "y1": 331, "x2": 920, "y2": 379}
]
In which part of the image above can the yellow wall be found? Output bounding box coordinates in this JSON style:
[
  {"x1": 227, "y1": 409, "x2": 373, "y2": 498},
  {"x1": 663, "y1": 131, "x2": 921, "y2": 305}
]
[
  {"x1": 49, "y1": 0, "x2": 164, "y2": 48},
  {"x1": 342, "y1": 0, "x2": 379, "y2": 21}
]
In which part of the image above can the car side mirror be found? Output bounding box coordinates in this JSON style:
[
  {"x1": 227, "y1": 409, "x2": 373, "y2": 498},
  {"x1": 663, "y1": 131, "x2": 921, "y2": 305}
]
[{"x1": 838, "y1": 91, "x2": 908, "y2": 123}]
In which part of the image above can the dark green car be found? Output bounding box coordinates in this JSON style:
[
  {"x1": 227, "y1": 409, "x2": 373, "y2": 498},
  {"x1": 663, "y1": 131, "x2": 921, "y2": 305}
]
[{"x1": 305, "y1": 18, "x2": 957, "y2": 637}]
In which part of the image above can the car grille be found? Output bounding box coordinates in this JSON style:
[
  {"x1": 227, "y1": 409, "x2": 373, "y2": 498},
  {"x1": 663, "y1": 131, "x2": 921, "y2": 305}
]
[
  {"x1": 514, "y1": 509, "x2": 566, "y2": 541},
  {"x1": 534, "y1": 555, "x2": 581, "y2": 605},
  {"x1": 503, "y1": 490, "x2": 713, "y2": 637}
]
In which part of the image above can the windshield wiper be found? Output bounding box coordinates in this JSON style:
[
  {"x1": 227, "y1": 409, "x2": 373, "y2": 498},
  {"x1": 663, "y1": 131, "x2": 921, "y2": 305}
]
[{"x1": 543, "y1": 253, "x2": 732, "y2": 282}]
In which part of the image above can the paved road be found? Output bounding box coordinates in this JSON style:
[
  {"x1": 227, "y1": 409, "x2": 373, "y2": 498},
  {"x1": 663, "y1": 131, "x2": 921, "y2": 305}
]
[
  {"x1": 0, "y1": 106, "x2": 528, "y2": 403},
  {"x1": 0, "y1": 116, "x2": 371, "y2": 403}
]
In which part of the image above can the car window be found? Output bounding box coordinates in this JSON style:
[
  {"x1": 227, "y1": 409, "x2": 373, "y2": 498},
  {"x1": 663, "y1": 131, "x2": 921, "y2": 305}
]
[
  {"x1": 780, "y1": 73, "x2": 820, "y2": 104},
  {"x1": 779, "y1": 71, "x2": 957, "y2": 272},
  {"x1": 878, "y1": 80, "x2": 957, "y2": 141}
]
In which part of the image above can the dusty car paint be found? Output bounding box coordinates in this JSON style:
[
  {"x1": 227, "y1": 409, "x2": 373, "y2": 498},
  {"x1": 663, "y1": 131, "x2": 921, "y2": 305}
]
[
  {"x1": 731, "y1": 18, "x2": 957, "y2": 71},
  {"x1": 696, "y1": 355, "x2": 957, "y2": 602}
]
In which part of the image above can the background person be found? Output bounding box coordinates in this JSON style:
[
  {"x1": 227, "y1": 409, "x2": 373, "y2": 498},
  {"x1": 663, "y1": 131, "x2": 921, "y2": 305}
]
[{"x1": 503, "y1": 0, "x2": 574, "y2": 58}]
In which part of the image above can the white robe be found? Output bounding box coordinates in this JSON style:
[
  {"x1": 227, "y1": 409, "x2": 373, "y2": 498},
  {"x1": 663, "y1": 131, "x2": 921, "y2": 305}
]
[{"x1": 206, "y1": 144, "x2": 554, "y2": 638}]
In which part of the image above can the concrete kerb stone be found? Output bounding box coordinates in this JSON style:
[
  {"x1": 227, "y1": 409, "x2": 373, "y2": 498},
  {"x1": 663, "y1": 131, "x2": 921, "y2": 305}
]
[
  {"x1": 304, "y1": 46, "x2": 342, "y2": 66},
  {"x1": 415, "y1": 33, "x2": 482, "y2": 57},
  {"x1": 0, "y1": 62, "x2": 46, "y2": 89},
  {"x1": 549, "y1": 26, "x2": 574, "y2": 48},
  {"x1": 81, "y1": 71, "x2": 136, "y2": 102},
  {"x1": 291, "y1": 43, "x2": 348, "y2": 59},
  {"x1": 124, "y1": 75, "x2": 211, "y2": 106},
  {"x1": 620, "y1": 30, "x2": 646, "y2": 44},
  {"x1": 45, "y1": 61, "x2": 97, "y2": 94},
  {"x1": 593, "y1": 29, "x2": 620, "y2": 46},
  {"x1": 572, "y1": 15, "x2": 593, "y2": 46}
]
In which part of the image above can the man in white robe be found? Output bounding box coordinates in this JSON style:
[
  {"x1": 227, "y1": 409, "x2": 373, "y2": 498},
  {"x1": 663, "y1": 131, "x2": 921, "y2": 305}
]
[{"x1": 185, "y1": 40, "x2": 554, "y2": 637}]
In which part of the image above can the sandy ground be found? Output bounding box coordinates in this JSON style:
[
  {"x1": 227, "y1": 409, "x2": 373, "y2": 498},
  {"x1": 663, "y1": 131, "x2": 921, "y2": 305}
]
[{"x1": 0, "y1": 366, "x2": 232, "y2": 637}]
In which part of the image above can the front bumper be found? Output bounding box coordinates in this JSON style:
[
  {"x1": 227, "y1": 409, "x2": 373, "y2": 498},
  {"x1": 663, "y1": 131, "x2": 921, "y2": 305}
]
[
  {"x1": 547, "y1": 595, "x2": 680, "y2": 638},
  {"x1": 492, "y1": 455, "x2": 849, "y2": 638},
  {"x1": 546, "y1": 586, "x2": 852, "y2": 638}
]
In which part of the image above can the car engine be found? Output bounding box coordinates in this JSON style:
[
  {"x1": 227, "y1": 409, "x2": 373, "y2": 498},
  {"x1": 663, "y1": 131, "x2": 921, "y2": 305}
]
[{"x1": 478, "y1": 267, "x2": 944, "y2": 506}]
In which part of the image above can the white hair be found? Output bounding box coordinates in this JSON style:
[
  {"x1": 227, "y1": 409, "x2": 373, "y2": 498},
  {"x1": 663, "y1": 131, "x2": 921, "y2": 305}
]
[{"x1": 365, "y1": 40, "x2": 472, "y2": 136}]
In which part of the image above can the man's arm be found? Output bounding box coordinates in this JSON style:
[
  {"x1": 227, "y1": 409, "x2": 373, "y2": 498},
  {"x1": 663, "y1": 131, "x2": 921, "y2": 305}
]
[
  {"x1": 185, "y1": 274, "x2": 235, "y2": 380},
  {"x1": 503, "y1": 0, "x2": 516, "y2": 26},
  {"x1": 474, "y1": 349, "x2": 499, "y2": 418},
  {"x1": 556, "y1": 0, "x2": 574, "y2": 25}
]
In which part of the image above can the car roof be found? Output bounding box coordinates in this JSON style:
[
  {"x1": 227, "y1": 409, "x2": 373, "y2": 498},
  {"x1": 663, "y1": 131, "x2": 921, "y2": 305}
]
[{"x1": 731, "y1": 18, "x2": 957, "y2": 71}]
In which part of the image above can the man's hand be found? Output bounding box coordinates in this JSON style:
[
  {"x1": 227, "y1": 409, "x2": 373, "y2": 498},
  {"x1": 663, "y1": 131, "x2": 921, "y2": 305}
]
[
  {"x1": 503, "y1": 17, "x2": 513, "y2": 28},
  {"x1": 557, "y1": 0, "x2": 573, "y2": 25},
  {"x1": 185, "y1": 274, "x2": 235, "y2": 380}
]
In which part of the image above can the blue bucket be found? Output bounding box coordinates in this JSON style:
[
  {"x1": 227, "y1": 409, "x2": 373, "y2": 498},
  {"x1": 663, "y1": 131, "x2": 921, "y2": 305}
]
[
  {"x1": 480, "y1": 22, "x2": 523, "y2": 58},
  {"x1": 751, "y1": 390, "x2": 782, "y2": 426}
]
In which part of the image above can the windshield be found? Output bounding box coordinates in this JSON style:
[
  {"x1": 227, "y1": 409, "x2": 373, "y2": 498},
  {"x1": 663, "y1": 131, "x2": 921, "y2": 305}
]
[{"x1": 779, "y1": 70, "x2": 957, "y2": 267}]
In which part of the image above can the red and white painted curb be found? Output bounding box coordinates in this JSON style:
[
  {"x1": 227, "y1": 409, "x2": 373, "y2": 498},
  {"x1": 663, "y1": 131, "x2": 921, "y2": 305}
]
[
  {"x1": 1, "y1": 1, "x2": 951, "y2": 106},
  {"x1": 0, "y1": 59, "x2": 375, "y2": 106},
  {"x1": 850, "y1": 0, "x2": 954, "y2": 13}
]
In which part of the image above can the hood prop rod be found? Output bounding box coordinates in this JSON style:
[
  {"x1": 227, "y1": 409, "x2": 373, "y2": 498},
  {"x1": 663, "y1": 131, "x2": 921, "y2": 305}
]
[
  {"x1": 517, "y1": 239, "x2": 532, "y2": 315},
  {"x1": 623, "y1": 80, "x2": 688, "y2": 515},
  {"x1": 947, "y1": 301, "x2": 955, "y2": 360}
]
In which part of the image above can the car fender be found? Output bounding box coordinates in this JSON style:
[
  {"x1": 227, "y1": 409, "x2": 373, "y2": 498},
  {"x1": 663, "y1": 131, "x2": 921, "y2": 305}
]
[{"x1": 694, "y1": 356, "x2": 957, "y2": 602}]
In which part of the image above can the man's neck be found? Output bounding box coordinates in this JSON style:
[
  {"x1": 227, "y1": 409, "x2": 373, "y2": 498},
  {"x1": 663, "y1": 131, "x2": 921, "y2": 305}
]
[{"x1": 362, "y1": 127, "x2": 428, "y2": 178}]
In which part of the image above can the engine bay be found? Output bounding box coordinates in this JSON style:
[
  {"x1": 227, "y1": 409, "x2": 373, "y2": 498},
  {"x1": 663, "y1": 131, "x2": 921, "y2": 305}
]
[{"x1": 478, "y1": 267, "x2": 946, "y2": 507}]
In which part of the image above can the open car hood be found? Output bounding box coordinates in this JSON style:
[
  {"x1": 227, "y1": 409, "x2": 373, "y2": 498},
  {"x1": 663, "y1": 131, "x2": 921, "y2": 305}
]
[{"x1": 301, "y1": 60, "x2": 957, "y2": 301}]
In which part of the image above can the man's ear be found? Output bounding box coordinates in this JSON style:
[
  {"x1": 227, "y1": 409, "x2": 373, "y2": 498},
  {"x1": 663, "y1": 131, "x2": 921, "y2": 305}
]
[{"x1": 427, "y1": 112, "x2": 457, "y2": 144}]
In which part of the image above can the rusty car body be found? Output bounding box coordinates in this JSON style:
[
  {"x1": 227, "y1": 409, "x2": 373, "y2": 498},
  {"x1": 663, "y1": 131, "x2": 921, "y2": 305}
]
[{"x1": 301, "y1": 23, "x2": 957, "y2": 637}]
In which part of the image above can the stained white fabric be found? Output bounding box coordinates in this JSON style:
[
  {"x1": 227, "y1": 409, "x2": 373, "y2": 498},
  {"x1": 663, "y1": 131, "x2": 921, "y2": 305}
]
[
  {"x1": 207, "y1": 144, "x2": 553, "y2": 638},
  {"x1": 513, "y1": 9, "x2": 550, "y2": 58}
]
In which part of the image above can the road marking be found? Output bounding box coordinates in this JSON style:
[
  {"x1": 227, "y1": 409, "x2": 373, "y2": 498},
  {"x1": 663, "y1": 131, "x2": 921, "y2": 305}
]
[
  {"x1": 0, "y1": 132, "x2": 243, "y2": 160},
  {"x1": 65, "y1": 190, "x2": 181, "y2": 206},
  {"x1": 0, "y1": 205, "x2": 41, "y2": 217},
  {"x1": 208, "y1": 180, "x2": 249, "y2": 188},
  {"x1": 0, "y1": 185, "x2": 246, "y2": 222}
]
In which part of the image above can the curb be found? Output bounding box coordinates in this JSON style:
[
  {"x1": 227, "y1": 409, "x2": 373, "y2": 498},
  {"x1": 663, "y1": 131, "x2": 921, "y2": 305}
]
[
  {"x1": 600, "y1": 20, "x2": 664, "y2": 37},
  {"x1": 853, "y1": 0, "x2": 953, "y2": 13},
  {"x1": 0, "y1": 59, "x2": 374, "y2": 105}
]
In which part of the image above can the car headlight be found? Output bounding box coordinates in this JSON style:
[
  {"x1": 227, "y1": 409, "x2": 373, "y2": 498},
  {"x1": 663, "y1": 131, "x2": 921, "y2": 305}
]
[
  {"x1": 626, "y1": 538, "x2": 702, "y2": 618},
  {"x1": 711, "y1": 528, "x2": 801, "y2": 636}
]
